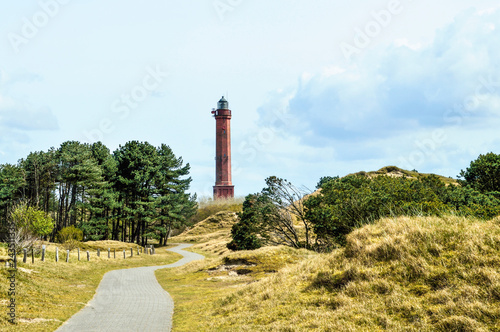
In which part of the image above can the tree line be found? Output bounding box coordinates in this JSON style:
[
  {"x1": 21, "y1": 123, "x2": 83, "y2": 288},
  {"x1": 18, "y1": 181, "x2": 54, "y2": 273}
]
[
  {"x1": 0, "y1": 140, "x2": 196, "y2": 246},
  {"x1": 229, "y1": 153, "x2": 500, "y2": 252}
]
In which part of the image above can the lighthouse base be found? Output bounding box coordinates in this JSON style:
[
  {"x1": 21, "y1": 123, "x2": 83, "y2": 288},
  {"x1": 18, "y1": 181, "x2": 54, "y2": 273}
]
[{"x1": 213, "y1": 185, "x2": 234, "y2": 200}]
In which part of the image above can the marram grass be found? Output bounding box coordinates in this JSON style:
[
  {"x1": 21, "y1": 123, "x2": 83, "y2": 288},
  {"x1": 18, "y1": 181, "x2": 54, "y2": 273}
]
[{"x1": 159, "y1": 215, "x2": 500, "y2": 331}]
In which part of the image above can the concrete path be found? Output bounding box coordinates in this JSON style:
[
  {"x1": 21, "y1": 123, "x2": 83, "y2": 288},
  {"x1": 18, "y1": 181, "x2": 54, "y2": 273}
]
[{"x1": 56, "y1": 244, "x2": 204, "y2": 332}]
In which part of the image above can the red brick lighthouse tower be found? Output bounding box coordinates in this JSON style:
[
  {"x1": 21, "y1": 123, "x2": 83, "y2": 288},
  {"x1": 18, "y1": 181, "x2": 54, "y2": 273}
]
[{"x1": 212, "y1": 96, "x2": 234, "y2": 199}]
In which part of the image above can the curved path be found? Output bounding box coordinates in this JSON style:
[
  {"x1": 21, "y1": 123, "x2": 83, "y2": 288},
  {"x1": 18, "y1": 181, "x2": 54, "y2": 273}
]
[{"x1": 56, "y1": 244, "x2": 204, "y2": 332}]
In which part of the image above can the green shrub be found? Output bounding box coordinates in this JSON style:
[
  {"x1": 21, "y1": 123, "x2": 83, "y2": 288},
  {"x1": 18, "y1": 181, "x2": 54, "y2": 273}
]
[
  {"x1": 57, "y1": 226, "x2": 83, "y2": 243},
  {"x1": 11, "y1": 203, "x2": 54, "y2": 237},
  {"x1": 228, "y1": 177, "x2": 312, "y2": 251},
  {"x1": 227, "y1": 194, "x2": 262, "y2": 251},
  {"x1": 57, "y1": 226, "x2": 84, "y2": 250},
  {"x1": 316, "y1": 176, "x2": 339, "y2": 189},
  {"x1": 305, "y1": 174, "x2": 500, "y2": 249}
]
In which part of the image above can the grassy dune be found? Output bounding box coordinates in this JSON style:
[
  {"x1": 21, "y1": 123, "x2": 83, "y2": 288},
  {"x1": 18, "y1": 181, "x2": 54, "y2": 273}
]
[
  {"x1": 188, "y1": 196, "x2": 244, "y2": 227},
  {"x1": 350, "y1": 166, "x2": 458, "y2": 185},
  {"x1": 159, "y1": 215, "x2": 500, "y2": 331},
  {"x1": 172, "y1": 211, "x2": 239, "y2": 256},
  {"x1": 0, "y1": 242, "x2": 182, "y2": 332}
]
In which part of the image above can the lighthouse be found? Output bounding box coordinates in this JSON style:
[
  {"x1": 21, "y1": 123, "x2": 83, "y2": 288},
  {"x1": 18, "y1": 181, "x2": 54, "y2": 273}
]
[{"x1": 212, "y1": 96, "x2": 234, "y2": 199}]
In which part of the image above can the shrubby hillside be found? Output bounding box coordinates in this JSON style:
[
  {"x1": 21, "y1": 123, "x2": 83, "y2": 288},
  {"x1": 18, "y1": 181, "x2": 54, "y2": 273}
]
[
  {"x1": 229, "y1": 154, "x2": 500, "y2": 252},
  {"x1": 208, "y1": 215, "x2": 500, "y2": 331}
]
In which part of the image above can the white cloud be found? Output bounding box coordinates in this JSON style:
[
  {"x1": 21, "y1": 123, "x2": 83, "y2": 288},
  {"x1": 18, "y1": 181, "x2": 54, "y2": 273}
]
[
  {"x1": 0, "y1": 92, "x2": 58, "y2": 131},
  {"x1": 250, "y1": 7, "x2": 500, "y2": 184},
  {"x1": 322, "y1": 66, "x2": 346, "y2": 77},
  {"x1": 394, "y1": 38, "x2": 422, "y2": 50},
  {"x1": 0, "y1": 71, "x2": 59, "y2": 131},
  {"x1": 0, "y1": 71, "x2": 59, "y2": 163}
]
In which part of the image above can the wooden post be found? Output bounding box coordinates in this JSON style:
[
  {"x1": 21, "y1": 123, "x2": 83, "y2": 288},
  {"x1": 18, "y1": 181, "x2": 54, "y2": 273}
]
[
  {"x1": 130, "y1": 248, "x2": 133, "y2": 257},
  {"x1": 66, "y1": 250, "x2": 70, "y2": 263},
  {"x1": 32, "y1": 248, "x2": 34, "y2": 264},
  {"x1": 113, "y1": 249, "x2": 116, "y2": 259},
  {"x1": 97, "y1": 249, "x2": 100, "y2": 257},
  {"x1": 42, "y1": 245, "x2": 46, "y2": 262},
  {"x1": 123, "y1": 250, "x2": 126, "y2": 259},
  {"x1": 23, "y1": 248, "x2": 27, "y2": 263},
  {"x1": 87, "y1": 251, "x2": 90, "y2": 261},
  {"x1": 56, "y1": 247, "x2": 59, "y2": 262},
  {"x1": 137, "y1": 247, "x2": 140, "y2": 255},
  {"x1": 78, "y1": 248, "x2": 80, "y2": 261},
  {"x1": 108, "y1": 248, "x2": 110, "y2": 259}
]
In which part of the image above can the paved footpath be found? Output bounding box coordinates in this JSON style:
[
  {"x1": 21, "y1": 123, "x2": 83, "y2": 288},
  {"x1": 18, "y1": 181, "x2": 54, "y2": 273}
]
[{"x1": 56, "y1": 243, "x2": 204, "y2": 332}]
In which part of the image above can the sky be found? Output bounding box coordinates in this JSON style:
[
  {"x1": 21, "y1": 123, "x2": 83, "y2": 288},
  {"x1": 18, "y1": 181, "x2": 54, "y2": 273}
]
[{"x1": 1, "y1": 0, "x2": 500, "y2": 198}]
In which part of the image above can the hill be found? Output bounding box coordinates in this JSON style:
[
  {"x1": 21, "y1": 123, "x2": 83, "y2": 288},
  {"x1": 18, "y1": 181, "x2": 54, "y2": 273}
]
[
  {"x1": 348, "y1": 166, "x2": 458, "y2": 185},
  {"x1": 214, "y1": 215, "x2": 500, "y2": 330},
  {"x1": 160, "y1": 214, "x2": 500, "y2": 331},
  {"x1": 171, "y1": 211, "x2": 239, "y2": 256}
]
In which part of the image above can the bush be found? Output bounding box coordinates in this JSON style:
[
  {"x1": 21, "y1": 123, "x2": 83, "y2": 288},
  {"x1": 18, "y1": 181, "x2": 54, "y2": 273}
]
[
  {"x1": 227, "y1": 194, "x2": 262, "y2": 251},
  {"x1": 57, "y1": 226, "x2": 83, "y2": 250},
  {"x1": 11, "y1": 203, "x2": 54, "y2": 238},
  {"x1": 304, "y1": 174, "x2": 500, "y2": 249},
  {"x1": 316, "y1": 176, "x2": 339, "y2": 189},
  {"x1": 228, "y1": 177, "x2": 313, "y2": 251},
  {"x1": 443, "y1": 185, "x2": 500, "y2": 219},
  {"x1": 9, "y1": 202, "x2": 54, "y2": 251}
]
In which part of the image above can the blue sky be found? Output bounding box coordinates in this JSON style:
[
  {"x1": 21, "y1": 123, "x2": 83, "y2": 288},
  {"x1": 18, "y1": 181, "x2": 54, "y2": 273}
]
[{"x1": 1, "y1": 0, "x2": 499, "y2": 197}]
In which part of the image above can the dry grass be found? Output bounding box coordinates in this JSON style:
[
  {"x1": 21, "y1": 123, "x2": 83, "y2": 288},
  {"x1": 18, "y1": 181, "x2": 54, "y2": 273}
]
[
  {"x1": 159, "y1": 215, "x2": 500, "y2": 331},
  {"x1": 156, "y1": 246, "x2": 315, "y2": 332},
  {"x1": 172, "y1": 211, "x2": 239, "y2": 256},
  {"x1": 0, "y1": 244, "x2": 8, "y2": 263},
  {"x1": 77, "y1": 240, "x2": 142, "y2": 250},
  {"x1": 0, "y1": 241, "x2": 182, "y2": 332},
  {"x1": 187, "y1": 196, "x2": 244, "y2": 227},
  {"x1": 210, "y1": 215, "x2": 500, "y2": 331}
]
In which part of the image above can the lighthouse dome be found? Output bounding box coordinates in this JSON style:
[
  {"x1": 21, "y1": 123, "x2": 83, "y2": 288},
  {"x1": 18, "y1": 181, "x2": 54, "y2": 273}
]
[{"x1": 218, "y1": 96, "x2": 229, "y2": 110}]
